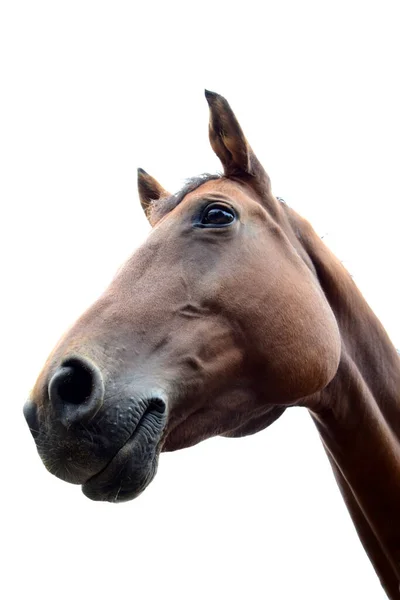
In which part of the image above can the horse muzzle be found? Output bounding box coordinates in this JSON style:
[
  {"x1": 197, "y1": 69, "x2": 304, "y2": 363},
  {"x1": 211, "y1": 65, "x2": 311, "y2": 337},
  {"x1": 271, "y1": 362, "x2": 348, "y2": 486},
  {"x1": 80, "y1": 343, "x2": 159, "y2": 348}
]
[{"x1": 23, "y1": 355, "x2": 168, "y2": 502}]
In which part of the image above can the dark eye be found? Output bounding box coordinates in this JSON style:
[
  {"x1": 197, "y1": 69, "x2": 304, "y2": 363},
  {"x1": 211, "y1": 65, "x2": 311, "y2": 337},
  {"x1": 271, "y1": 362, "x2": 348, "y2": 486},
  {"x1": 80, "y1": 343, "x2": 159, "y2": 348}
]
[{"x1": 200, "y1": 204, "x2": 236, "y2": 227}]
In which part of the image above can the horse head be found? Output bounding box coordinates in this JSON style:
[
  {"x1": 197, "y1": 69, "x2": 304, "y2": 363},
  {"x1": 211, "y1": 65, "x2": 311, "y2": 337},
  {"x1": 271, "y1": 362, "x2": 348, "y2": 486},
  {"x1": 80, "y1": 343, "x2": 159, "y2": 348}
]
[{"x1": 24, "y1": 91, "x2": 341, "y2": 502}]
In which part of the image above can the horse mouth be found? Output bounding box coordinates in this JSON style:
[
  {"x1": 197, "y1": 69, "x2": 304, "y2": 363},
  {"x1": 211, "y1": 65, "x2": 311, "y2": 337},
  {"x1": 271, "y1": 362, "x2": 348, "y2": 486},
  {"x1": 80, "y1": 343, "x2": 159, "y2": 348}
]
[{"x1": 82, "y1": 400, "x2": 167, "y2": 502}]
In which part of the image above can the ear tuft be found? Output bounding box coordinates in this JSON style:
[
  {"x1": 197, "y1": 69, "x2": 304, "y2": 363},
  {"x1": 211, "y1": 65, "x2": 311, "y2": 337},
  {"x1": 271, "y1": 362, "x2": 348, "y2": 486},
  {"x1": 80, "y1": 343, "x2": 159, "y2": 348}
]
[
  {"x1": 137, "y1": 168, "x2": 170, "y2": 221},
  {"x1": 204, "y1": 89, "x2": 218, "y2": 102}
]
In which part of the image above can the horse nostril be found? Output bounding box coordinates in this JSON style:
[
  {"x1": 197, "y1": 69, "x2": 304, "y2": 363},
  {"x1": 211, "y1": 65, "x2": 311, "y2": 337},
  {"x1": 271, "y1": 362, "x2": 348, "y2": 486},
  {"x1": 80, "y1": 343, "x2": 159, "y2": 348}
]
[
  {"x1": 49, "y1": 357, "x2": 104, "y2": 426},
  {"x1": 51, "y1": 364, "x2": 92, "y2": 405}
]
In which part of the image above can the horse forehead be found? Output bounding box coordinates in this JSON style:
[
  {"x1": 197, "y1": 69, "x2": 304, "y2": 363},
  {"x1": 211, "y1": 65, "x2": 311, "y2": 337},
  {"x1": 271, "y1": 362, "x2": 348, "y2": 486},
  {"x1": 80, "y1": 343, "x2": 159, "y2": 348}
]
[{"x1": 184, "y1": 177, "x2": 254, "y2": 203}]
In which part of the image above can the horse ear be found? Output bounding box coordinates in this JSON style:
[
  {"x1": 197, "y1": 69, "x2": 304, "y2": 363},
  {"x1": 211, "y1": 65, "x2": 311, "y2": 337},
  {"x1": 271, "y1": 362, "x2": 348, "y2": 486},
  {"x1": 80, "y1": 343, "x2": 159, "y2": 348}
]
[
  {"x1": 205, "y1": 90, "x2": 270, "y2": 188},
  {"x1": 137, "y1": 168, "x2": 170, "y2": 221}
]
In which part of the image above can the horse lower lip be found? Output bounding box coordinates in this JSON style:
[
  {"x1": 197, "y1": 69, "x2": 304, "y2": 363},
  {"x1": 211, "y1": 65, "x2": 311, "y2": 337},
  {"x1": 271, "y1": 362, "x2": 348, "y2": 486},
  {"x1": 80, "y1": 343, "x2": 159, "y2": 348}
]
[
  {"x1": 82, "y1": 405, "x2": 165, "y2": 502},
  {"x1": 83, "y1": 398, "x2": 166, "y2": 483}
]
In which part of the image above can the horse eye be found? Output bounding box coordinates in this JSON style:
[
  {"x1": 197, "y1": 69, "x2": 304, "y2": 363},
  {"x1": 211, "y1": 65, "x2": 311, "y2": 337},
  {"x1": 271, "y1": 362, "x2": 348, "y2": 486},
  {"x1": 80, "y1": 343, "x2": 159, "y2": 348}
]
[{"x1": 200, "y1": 205, "x2": 236, "y2": 227}]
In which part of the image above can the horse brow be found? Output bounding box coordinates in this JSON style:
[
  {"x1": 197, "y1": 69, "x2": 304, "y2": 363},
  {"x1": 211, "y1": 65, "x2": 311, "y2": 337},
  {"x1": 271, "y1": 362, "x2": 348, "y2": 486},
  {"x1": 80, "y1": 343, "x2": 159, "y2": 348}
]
[{"x1": 149, "y1": 173, "x2": 221, "y2": 223}]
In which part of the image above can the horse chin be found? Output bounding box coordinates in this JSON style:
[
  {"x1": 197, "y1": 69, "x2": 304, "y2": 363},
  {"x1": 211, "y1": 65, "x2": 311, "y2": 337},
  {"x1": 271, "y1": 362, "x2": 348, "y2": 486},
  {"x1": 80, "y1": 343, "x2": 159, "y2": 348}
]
[
  {"x1": 221, "y1": 405, "x2": 287, "y2": 438},
  {"x1": 82, "y1": 411, "x2": 166, "y2": 503}
]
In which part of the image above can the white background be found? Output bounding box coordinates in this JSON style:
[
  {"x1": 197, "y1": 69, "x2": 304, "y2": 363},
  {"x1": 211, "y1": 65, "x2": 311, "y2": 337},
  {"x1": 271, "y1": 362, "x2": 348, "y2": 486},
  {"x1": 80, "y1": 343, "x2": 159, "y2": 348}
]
[{"x1": 1, "y1": 2, "x2": 399, "y2": 599}]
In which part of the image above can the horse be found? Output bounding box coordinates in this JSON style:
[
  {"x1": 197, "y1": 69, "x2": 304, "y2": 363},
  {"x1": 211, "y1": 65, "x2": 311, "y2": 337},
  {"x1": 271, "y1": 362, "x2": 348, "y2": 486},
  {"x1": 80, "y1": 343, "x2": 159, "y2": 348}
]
[{"x1": 23, "y1": 91, "x2": 400, "y2": 598}]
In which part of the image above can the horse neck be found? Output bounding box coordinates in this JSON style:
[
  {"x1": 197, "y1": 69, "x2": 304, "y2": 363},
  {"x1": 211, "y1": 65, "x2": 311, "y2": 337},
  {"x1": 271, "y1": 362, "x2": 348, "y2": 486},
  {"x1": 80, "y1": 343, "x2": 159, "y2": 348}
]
[{"x1": 291, "y1": 210, "x2": 400, "y2": 597}]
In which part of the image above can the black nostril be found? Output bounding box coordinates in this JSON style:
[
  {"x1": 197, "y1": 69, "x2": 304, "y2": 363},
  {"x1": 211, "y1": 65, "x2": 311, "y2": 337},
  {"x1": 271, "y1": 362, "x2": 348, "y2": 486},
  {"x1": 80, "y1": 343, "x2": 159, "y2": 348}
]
[
  {"x1": 53, "y1": 363, "x2": 93, "y2": 405},
  {"x1": 49, "y1": 357, "x2": 104, "y2": 426}
]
